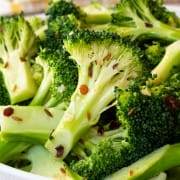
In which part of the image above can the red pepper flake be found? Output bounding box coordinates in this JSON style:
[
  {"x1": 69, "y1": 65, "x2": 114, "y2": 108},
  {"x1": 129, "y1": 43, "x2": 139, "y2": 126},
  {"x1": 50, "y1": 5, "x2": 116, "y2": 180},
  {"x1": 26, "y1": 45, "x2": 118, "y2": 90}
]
[
  {"x1": 3, "y1": 62, "x2": 9, "y2": 68},
  {"x1": 88, "y1": 63, "x2": 93, "y2": 77},
  {"x1": 0, "y1": 26, "x2": 3, "y2": 33},
  {"x1": 11, "y1": 116, "x2": 23, "y2": 122},
  {"x1": 55, "y1": 145, "x2": 64, "y2": 157},
  {"x1": 97, "y1": 127, "x2": 104, "y2": 136},
  {"x1": 129, "y1": 170, "x2": 134, "y2": 176},
  {"x1": 109, "y1": 121, "x2": 120, "y2": 130},
  {"x1": 20, "y1": 57, "x2": 26, "y2": 62},
  {"x1": 79, "y1": 85, "x2": 89, "y2": 95},
  {"x1": 87, "y1": 112, "x2": 91, "y2": 121},
  {"x1": 79, "y1": 139, "x2": 84, "y2": 144},
  {"x1": 3, "y1": 107, "x2": 14, "y2": 117},
  {"x1": 49, "y1": 129, "x2": 55, "y2": 140},
  {"x1": 145, "y1": 22, "x2": 153, "y2": 28},
  {"x1": 165, "y1": 96, "x2": 180, "y2": 111},
  {"x1": 60, "y1": 168, "x2": 66, "y2": 174},
  {"x1": 44, "y1": 108, "x2": 53, "y2": 118},
  {"x1": 103, "y1": 53, "x2": 112, "y2": 61},
  {"x1": 12, "y1": 85, "x2": 17, "y2": 92},
  {"x1": 128, "y1": 108, "x2": 136, "y2": 116},
  {"x1": 112, "y1": 63, "x2": 119, "y2": 70}
]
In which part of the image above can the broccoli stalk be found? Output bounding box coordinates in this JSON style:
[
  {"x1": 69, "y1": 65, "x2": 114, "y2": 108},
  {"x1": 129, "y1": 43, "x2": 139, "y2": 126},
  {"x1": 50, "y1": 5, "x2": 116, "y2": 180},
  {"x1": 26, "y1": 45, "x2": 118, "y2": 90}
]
[
  {"x1": 23, "y1": 145, "x2": 82, "y2": 179},
  {"x1": 0, "y1": 105, "x2": 65, "y2": 144},
  {"x1": 0, "y1": 138, "x2": 30, "y2": 163},
  {"x1": 0, "y1": 16, "x2": 38, "y2": 104},
  {"x1": 151, "y1": 40, "x2": 180, "y2": 85},
  {"x1": 111, "y1": 0, "x2": 180, "y2": 41},
  {"x1": 45, "y1": 31, "x2": 143, "y2": 159},
  {"x1": 105, "y1": 144, "x2": 180, "y2": 180}
]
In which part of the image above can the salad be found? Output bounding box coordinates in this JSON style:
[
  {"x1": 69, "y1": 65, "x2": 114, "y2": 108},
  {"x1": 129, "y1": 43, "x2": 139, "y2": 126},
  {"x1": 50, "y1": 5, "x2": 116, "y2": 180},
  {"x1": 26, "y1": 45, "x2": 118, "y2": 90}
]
[{"x1": 0, "y1": 0, "x2": 180, "y2": 179}]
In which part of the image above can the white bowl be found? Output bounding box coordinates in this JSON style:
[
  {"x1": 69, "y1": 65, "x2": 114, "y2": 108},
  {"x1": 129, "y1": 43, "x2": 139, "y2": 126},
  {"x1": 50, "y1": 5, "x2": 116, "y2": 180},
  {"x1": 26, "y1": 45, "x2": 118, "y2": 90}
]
[{"x1": 0, "y1": 5, "x2": 179, "y2": 180}]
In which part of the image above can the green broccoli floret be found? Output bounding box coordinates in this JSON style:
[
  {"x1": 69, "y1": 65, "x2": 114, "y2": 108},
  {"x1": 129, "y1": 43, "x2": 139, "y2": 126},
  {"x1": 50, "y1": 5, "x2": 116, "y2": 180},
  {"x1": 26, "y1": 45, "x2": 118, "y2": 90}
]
[
  {"x1": 111, "y1": 0, "x2": 180, "y2": 41},
  {"x1": 30, "y1": 47, "x2": 78, "y2": 107},
  {"x1": 143, "y1": 41, "x2": 166, "y2": 70},
  {"x1": 45, "y1": 30, "x2": 144, "y2": 159},
  {"x1": 0, "y1": 72, "x2": 10, "y2": 105},
  {"x1": 70, "y1": 79, "x2": 179, "y2": 179},
  {"x1": 0, "y1": 15, "x2": 38, "y2": 104},
  {"x1": 150, "y1": 0, "x2": 180, "y2": 28},
  {"x1": 27, "y1": 16, "x2": 47, "y2": 40},
  {"x1": 47, "y1": 0, "x2": 112, "y2": 25}
]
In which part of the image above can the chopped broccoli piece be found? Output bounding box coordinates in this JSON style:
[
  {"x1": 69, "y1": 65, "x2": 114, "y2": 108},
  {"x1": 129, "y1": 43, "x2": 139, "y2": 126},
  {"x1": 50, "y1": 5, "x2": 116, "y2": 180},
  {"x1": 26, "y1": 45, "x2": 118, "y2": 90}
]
[
  {"x1": 143, "y1": 41, "x2": 165, "y2": 70},
  {"x1": 0, "y1": 16, "x2": 38, "y2": 104},
  {"x1": 23, "y1": 145, "x2": 82, "y2": 179},
  {"x1": 0, "y1": 105, "x2": 65, "y2": 144},
  {"x1": 0, "y1": 138, "x2": 30, "y2": 163},
  {"x1": 27, "y1": 16, "x2": 47, "y2": 40},
  {"x1": 45, "y1": 30, "x2": 144, "y2": 159},
  {"x1": 71, "y1": 81, "x2": 179, "y2": 179},
  {"x1": 111, "y1": 0, "x2": 180, "y2": 41},
  {"x1": 151, "y1": 40, "x2": 180, "y2": 85},
  {"x1": 105, "y1": 144, "x2": 180, "y2": 180},
  {"x1": 47, "y1": 0, "x2": 112, "y2": 24},
  {"x1": 30, "y1": 47, "x2": 78, "y2": 107}
]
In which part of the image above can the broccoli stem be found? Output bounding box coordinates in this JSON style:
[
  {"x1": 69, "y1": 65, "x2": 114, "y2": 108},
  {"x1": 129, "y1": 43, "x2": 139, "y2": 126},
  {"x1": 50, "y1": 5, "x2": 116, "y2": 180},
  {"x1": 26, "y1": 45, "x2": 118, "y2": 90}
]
[
  {"x1": 152, "y1": 40, "x2": 180, "y2": 84},
  {"x1": 0, "y1": 139, "x2": 30, "y2": 163},
  {"x1": 45, "y1": 63, "x2": 135, "y2": 158},
  {"x1": 30, "y1": 71, "x2": 52, "y2": 106},
  {"x1": 0, "y1": 106, "x2": 64, "y2": 144},
  {"x1": 105, "y1": 143, "x2": 180, "y2": 180}
]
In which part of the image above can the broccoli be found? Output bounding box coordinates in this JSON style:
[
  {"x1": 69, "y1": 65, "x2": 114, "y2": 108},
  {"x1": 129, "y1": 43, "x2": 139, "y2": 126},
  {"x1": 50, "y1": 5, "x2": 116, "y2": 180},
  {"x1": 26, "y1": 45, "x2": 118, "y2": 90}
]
[
  {"x1": 105, "y1": 144, "x2": 180, "y2": 180},
  {"x1": 110, "y1": 0, "x2": 180, "y2": 41},
  {"x1": 20, "y1": 145, "x2": 82, "y2": 179},
  {"x1": 30, "y1": 46, "x2": 78, "y2": 107},
  {"x1": 0, "y1": 105, "x2": 65, "y2": 144},
  {"x1": 0, "y1": 138, "x2": 30, "y2": 163},
  {"x1": 142, "y1": 41, "x2": 166, "y2": 70},
  {"x1": 47, "y1": 0, "x2": 112, "y2": 25},
  {"x1": 0, "y1": 72, "x2": 10, "y2": 105},
  {"x1": 27, "y1": 16, "x2": 47, "y2": 40},
  {"x1": 0, "y1": 15, "x2": 38, "y2": 104},
  {"x1": 67, "y1": 40, "x2": 180, "y2": 179},
  {"x1": 45, "y1": 30, "x2": 143, "y2": 159},
  {"x1": 69, "y1": 75, "x2": 179, "y2": 179},
  {"x1": 151, "y1": 40, "x2": 180, "y2": 85}
]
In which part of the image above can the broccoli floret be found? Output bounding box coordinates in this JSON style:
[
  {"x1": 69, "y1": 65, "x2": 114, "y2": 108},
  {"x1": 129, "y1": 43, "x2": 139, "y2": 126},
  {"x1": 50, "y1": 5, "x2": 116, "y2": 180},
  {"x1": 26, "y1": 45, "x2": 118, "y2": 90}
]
[
  {"x1": 45, "y1": 30, "x2": 144, "y2": 159},
  {"x1": 111, "y1": 0, "x2": 180, "y2": 41},
  {"x1": 30, "y1": 47, "x2": 78, "y2": 107},
  {"x1": 47, "y1": 0, "x2": 112, "y2": 25},
  {"x1": 143, "y1": 41, "x2": 166, "y2": 70},
  {"x1": 27, "y1": 16, "x2": 47, "y2": 40},
  {"x1": 0, "y1": 72, "x2": 10, "y2": 105},
  {"x1": 105, "y1": 144, "x2": 180, "y2": 180},
  {"x1": 0, "y1": 15, "x2": 38, "y2": 104},
  {"x1": 149, "y1": 0, "x2": 180, "y2": 28},
  {"x1": 70, "y1": 80, "x2": 179, "y2": 179},
  {"x1": 0, "y1": 105, "x2": 65, "y2": 144}
]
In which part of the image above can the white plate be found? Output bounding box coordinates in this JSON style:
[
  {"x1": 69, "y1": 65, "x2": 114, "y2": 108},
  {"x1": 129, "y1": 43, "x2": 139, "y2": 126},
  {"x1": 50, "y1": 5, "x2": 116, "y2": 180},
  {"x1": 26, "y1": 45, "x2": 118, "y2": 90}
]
[{"x1": 0, "y1": 5, "x2": 179, "y2": 180}]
